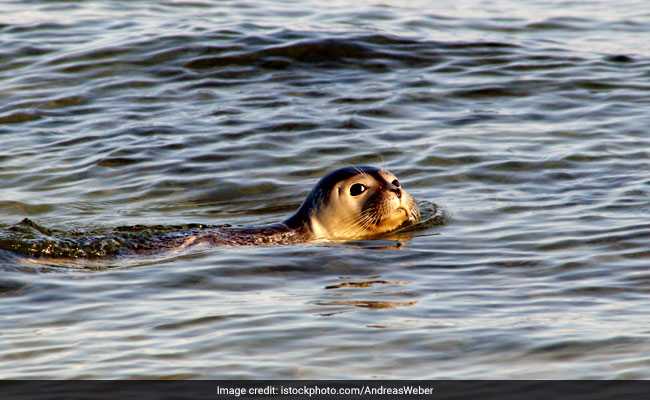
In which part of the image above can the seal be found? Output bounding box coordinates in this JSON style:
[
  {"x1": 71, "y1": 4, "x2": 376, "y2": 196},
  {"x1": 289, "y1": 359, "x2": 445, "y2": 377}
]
[
  {"x1": 3, "y1": 166, "x2": 423, "y2": 261},
  {"x1": 205, "y1": 165, "x2": 421, "y2": 245}
]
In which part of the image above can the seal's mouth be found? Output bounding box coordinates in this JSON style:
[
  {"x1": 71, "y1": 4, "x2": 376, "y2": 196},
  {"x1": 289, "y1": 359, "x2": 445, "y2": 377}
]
[
  {"x1": 390, "y1": 200, "x2": 444, "y2": 235},
  {"x1": 377, "y1": 206, "x2": 416, "y2": 232},
  {"x1": 397, "y1": 203, "x2": 420, "y2": 223},
  {"x1": 396, "y1": 206, "x2": 410, "y2": 220}
]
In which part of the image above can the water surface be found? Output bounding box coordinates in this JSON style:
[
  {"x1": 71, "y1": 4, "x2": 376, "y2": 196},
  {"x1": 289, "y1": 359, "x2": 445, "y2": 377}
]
[{"x1": 2, "y1": 0, "x2": 650, "y2": 379}]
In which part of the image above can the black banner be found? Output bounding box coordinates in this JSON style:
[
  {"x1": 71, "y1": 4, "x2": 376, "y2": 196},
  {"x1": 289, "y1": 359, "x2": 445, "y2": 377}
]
[{"x1": 0, "y1": 381, "x2": 646, "y2": 400}]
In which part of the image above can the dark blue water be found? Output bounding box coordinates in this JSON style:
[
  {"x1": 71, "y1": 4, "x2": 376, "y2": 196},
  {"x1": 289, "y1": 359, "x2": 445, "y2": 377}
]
[{"x1": 2, "y1": 0, "x2": 650, "y2": 378}]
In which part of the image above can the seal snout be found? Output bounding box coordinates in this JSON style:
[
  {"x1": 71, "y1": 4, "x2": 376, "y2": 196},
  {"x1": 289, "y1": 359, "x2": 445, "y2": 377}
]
[{"x1": 383, "y1": 178, "x2": 402, "y2": 199}]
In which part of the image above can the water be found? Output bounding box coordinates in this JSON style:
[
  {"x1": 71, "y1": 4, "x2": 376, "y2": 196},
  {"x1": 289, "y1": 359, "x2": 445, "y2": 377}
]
[{"x1": 2, "y1": 0, "x2": 650, "y2": 379}]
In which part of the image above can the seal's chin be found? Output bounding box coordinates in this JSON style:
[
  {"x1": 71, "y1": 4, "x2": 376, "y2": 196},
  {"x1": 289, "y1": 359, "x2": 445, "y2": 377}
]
[
  {"x1": 392, "y1": 200, "x2": 421, "y2": 226},
  {"x1": 371, "y1": 206, "x2": 414, "y2": 235}
]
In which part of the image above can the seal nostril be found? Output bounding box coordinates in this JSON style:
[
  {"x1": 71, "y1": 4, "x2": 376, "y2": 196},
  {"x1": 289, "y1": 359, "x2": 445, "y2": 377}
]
[{"x1": 393, "y1": 188, "x2": 401, "y2": 199}]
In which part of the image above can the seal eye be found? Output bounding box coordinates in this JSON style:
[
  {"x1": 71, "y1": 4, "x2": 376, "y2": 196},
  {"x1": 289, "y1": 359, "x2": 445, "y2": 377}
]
[
  {"x1": 349, "y1": 183, "x2": 367, "y2": 196},
  {"x1": 391, "y1": 179, "x2": 400, "y2": 187}
]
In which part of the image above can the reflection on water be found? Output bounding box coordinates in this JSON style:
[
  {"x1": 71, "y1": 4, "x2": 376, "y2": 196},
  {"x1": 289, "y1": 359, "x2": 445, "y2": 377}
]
[
  {"x1": 325, "y1": 279, "x2": 409, "y2": 289},
  {"x1": 316, "y1": 300, "x2": 418, "y2": 310},
  {"x1": 321, "y1": 278, "x2": 417, "y2": 312},
  {"x1": 2, "y1": 0, "x2": 650, "y2": 379}
]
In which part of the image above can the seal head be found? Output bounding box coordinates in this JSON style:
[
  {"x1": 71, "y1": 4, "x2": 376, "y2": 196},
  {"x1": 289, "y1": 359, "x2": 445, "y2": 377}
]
[{"x1": 284, "y1": 166, "x2": 420, "y2": 240}]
